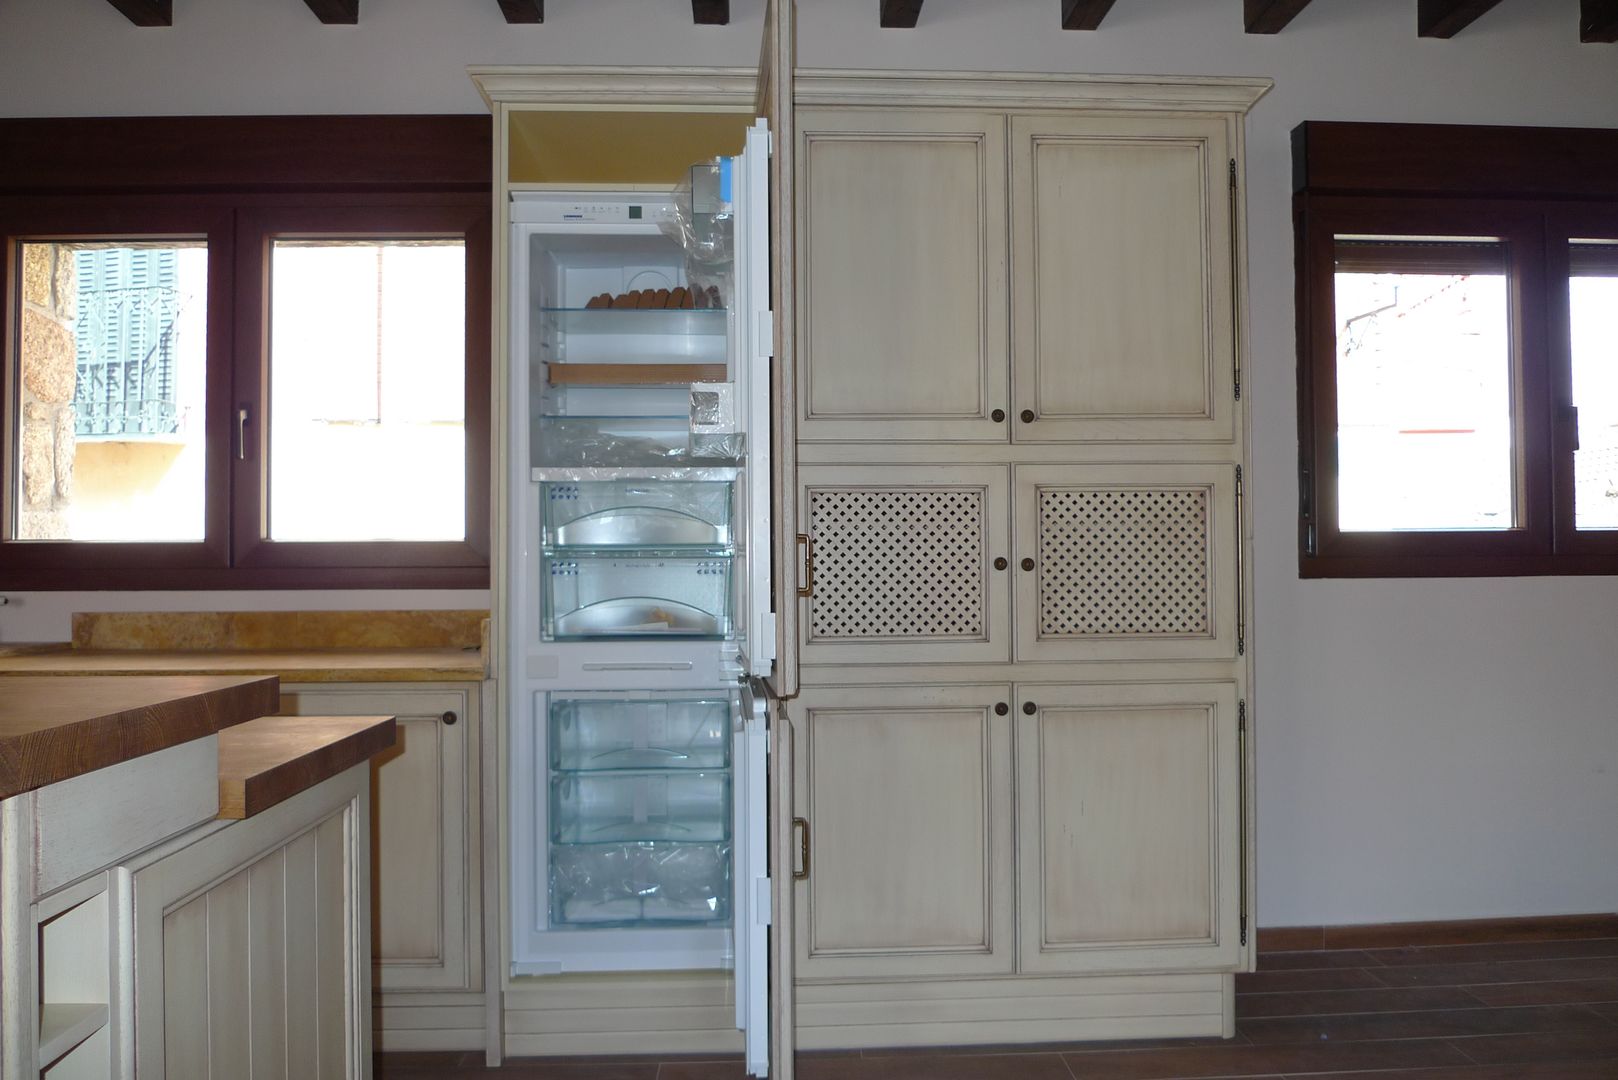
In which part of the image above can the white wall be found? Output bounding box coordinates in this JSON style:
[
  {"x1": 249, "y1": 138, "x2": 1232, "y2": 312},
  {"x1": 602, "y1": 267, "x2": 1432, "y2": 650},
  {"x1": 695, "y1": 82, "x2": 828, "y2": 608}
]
[{"x1": 3, "y1": 0, "x2": 1617, "y2": 927}]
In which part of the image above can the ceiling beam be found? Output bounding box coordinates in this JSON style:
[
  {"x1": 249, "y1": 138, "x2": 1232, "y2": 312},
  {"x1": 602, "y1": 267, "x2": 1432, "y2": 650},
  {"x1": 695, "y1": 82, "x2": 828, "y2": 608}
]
[
  {"x1": 1416, "y1": 0, "x2": 1505, "y2": 38},
  {"x1": 1584, "y1": 0, "x2": 1618, "y2": 42},
  {"x1": 1061, "y1": 0, "x2": 1118, "y2": 31},
  {"x1": 1244, "y1": 0, "x2": 1312, "y2": 34},
  {"x1": 105, "y1": 0, "x2": 171, "y2": 26},
  {"x1": 692, "y1": 0, "x2": 729, "y2": 24},
  {"x1": 303, "y1": 0, "x2": 358, "y2": 24},
  {"x1": 880, "y1": 0, "x2": 923, "y2": 28},
  {"x1": 497, "y1": 0, "x2": 543, "y2": 23}
]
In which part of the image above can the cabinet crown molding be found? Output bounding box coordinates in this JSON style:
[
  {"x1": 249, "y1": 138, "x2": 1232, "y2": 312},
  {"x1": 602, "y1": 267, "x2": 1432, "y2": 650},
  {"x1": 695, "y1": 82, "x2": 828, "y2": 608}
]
[{"x1": 470, "y1": 65, "x2": 1273, "y2": 113}]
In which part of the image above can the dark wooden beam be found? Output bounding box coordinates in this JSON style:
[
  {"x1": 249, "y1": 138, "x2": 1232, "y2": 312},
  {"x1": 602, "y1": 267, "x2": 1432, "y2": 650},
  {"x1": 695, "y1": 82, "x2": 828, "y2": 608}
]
[
  {"x1": 1061, "y1": 0, "x2": 1117, "y2": 30},
  {"x1": 497, "y1": 0, "x2": 543, "y2": 23},
  {"x1": 1244, "y1": 0, "x2": 1312, "y2": 34},
  {"x1": 1584, "y1": 0, "x2": 1618, "y2": 42},
  {"x1": 105, "y1": 0, "x2": 171, "y2": 26},
  {"x1": 1416, "y1": 0, "x2": 1505, "y2": 38},
  {"x1": 303, "y1": 0, "x2": 358, "y2": 25},
  {"x1": 692, "y1": 0, "x2": 729, "y2": 24},
  {"x1": 880, "y1": 0, "x2": 923, "y2": 28}
]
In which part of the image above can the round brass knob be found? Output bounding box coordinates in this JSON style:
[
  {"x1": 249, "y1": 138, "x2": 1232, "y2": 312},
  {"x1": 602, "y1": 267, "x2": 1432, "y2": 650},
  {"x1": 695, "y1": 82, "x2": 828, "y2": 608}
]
[
  {"x1": 1019, "y1": 409, "x2": 1035, "y2": 423},
  {"x1": 1022, "y1": 702, "x2": 1037, "y2": 715},
  {"x1": 441, "y1": 711, "x2": 458, "y2": 726},
  {"x1": 991, "y1": 408, "x2": 1006, "y2": 423},
  {"x1": 993, "y1": 557, "x2": 1008, "y2": 571},
  {"x1": 995, "y1": 702, "x2": 1009, "y2": 716},
  {"x1": 1020, "y1": 557, "x2": 1035, "y2": 572}
]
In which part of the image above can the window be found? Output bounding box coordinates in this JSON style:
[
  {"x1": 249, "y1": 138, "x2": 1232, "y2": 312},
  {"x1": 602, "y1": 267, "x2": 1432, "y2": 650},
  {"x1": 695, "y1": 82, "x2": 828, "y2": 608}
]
[
  {"x1": 0, "y1": 116, "x2": 491, "y2": 589},
  {"x1": 1294, "y1": 121, "x2": 1618, "y2": 577}
]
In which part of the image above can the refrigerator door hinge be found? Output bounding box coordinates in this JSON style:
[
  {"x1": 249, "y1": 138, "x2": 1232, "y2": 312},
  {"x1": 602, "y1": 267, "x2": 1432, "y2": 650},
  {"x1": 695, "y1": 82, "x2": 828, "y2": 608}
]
[
  {"x1": 1228, "y1": 158, "x2": 1238, "y2": 190},
  {"x1": 1240, "y1": 914, "x2": 1248, "y2": 947}
]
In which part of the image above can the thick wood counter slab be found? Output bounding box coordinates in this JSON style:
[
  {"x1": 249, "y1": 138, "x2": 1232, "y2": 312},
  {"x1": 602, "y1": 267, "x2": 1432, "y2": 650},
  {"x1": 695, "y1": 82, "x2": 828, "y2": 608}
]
[
  {"x1": 0, "y1": 647, "x2": 485, "y2": 682},
  {"x1": 217, "y1": 714, "x2": 397, "y2": 819},
  {"x1": 0, "y1": 674, "x2": 280, "y2": 800}
]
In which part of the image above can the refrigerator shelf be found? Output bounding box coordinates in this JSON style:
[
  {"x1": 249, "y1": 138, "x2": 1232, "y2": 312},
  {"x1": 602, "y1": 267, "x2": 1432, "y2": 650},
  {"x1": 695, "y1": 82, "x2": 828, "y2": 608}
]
[
  {"x1": 550, "y1": 770, "x2": 731, "y2": 845},
  {"x1": 547, "y1": 362, "x2": 728, "y2": 387},
  {"x1": 540, "y1": 307, "x2": 728, "y2": 337},
  {"x1": 550, "y1": 694, "x2": 731, "y2": 772},
  {"x1": 543, "y1": 480, "x2": 735, "y2": 548},
  {"x1": 549, "y1": 840, "x2": 731, "y2": 928}
]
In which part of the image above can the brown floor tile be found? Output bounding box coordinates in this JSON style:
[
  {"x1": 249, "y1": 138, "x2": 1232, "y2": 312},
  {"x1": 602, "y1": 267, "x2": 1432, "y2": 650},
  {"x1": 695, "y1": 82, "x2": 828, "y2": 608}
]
[
  {"x1": 469, "y1": 1066, "x2": 659, "y2": 1080},
  {"x1": 1464, "y1": 978, "x2": 1618, "y2": 1006},
  {"x1": 1280, "y1": 1063, "x2": 1618, "y2": 1079},
  {"x1": 655, "y1": 1063, "x2": 745, "y2": 1080},
  {"x1": 1254, "y1": 950, "x2": 1385, "y2": 972},
  {"x1": 1450, "y1": 1027, "x2": 1618, "y2": 1065},
  {"x1": 1239, "y1": 1003, "x2": 1614, "y2": 1045},
  {"x1": 1369, "y1": 956, "x2": 1618, "y2": 988},
  {"x1": 1237, "y1": 985, "x2": 1488, "y2": 1019},
  {"x1": 1061, "y1": 1037, "x2": 1469, "y2": 1079},
  {"x1": 1236, "y1": 967, "x2": 1385, "y2": 994},
  {"x1": 859, "y1": 1037, "x2": 1238, "y2": 1057},
  {"x1": 1592, "y1": 1002, "x2": 1618, "y2": 1024},
  {"x1": 1366, "y1": 938, "x2": 1618, "y2": 967}
]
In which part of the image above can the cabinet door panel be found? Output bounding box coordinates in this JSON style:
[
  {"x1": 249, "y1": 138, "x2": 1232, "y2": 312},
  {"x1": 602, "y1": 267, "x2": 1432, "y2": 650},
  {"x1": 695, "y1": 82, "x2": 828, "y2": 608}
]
[
  {"x1": 281, "y1": 685, "x2": 478, "y2": 993},
  {"x1": 799, "y1": 465, "x2": 1010, "y2": 664},
  {"x1": 1012, "y1": 115, "x2": 1234, "y2": 442},
  {"x1": 794, "y1": 684, "x2": 1014, "y2": 979},
  {"x1": 798, "y1": 110, "x2": 1009, "y2": 442},
  {"x1": 1017, "y1": 681, "x2": 1240, "y2": 974},
  {"x1": 1014, "y1": 463, "x2": 1238, "y2": 662}
]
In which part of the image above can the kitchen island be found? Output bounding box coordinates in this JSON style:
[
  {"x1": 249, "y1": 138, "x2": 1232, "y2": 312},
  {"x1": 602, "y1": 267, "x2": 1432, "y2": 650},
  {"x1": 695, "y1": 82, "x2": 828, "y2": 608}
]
[{"x1": 0, "y1": 674, "x2": 395, "y2": 1079}]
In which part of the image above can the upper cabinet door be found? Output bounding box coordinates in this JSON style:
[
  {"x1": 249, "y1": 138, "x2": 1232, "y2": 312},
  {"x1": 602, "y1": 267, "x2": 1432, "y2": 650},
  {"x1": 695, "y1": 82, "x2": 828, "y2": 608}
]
[
  {"x1": 760, "y1": 0, "x2": 800, "y2": 707},
  {"x1": 1011, "y1": 115, "x2": 1235, "y2": 444},
  {"x1": 797, "y1": 110, "x2": 1010, "y2": 443}
]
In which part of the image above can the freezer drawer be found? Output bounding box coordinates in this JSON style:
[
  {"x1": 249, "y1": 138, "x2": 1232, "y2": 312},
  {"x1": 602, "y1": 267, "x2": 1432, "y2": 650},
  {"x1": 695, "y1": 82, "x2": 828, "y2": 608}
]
[
  {"x1": 543, "y1": 480, "x2": 735, "y2": 548},
  {"x1": 550, "y1": 770, "x2": 732, "y2": 844},
  {"x1": 543, "y1": 550, "x2": 733, "y2": 639},
  {"x1": 550, "y1": 840, "x2": 731, "y2": 927},
  {"x1": 551, "y1": 694, "x2": 732, "y2": 771}
]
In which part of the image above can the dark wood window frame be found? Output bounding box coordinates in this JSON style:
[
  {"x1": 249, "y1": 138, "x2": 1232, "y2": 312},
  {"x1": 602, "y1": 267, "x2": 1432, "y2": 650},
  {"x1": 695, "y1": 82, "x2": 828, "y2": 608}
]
[
  {"x1": 1294, "y1": 121, "x2": 1618, "y2": 579},
  {"x1": 0, "y1": 116, "x2": 491, "y2": 590}
]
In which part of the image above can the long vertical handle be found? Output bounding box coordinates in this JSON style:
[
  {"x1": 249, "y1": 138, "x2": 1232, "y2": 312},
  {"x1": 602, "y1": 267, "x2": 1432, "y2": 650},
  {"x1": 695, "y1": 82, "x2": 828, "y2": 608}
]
[
  {"x1": 792, "y1": 817, "x2": 810, "y2": 879},
  {"x1": 795, "y1": 534, "x2": 814, "y2": 598}
]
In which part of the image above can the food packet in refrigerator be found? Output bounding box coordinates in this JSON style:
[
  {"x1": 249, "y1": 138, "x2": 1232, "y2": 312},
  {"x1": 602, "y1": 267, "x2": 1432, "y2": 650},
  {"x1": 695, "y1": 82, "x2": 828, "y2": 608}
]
[{"x1": 689, "y1": 382, "x2": 744, "y2": 460}]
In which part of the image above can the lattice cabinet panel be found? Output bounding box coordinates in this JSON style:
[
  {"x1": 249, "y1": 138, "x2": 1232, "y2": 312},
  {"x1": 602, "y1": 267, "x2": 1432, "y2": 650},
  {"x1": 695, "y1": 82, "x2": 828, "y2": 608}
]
[
  {"x1": 799, "y1": 465, "x2": 1010, "y2": 664},
  {"x1": 1014, "y1": 464, "x2": 1238, "y2": 662}
]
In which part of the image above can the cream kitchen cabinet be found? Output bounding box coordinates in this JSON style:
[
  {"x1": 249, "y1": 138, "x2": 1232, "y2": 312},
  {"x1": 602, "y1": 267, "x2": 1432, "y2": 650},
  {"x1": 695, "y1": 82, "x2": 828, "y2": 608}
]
[
  {"x1": 797, "y1": 462, "x2": 1239, "y2": 666},
  {"x1": 790, "y1": 684, "x2": 1014, "y2": 981},
  {"x1": 277, "y1": 684, "x2": 482, "y2": 997},
  {"x1": 796, "y1": 110, "x2": 1009, "y2": 443},
  {"x1": 1015, "y1": 681, "x2": 1242, "y2": 975},
  {"x1": 796, "y1": 108, "x2": 1238, "y2": 447}
]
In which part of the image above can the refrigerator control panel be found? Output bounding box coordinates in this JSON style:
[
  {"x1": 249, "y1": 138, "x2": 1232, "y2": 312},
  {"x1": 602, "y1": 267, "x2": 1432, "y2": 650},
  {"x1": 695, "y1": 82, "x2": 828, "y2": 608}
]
[{"x1": 511, "y1": 193, "x2": 678, "y2": 226}]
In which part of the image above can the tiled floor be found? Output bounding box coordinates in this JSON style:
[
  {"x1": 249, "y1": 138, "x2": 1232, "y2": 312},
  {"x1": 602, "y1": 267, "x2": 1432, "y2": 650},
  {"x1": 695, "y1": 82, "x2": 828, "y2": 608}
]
[{"x1": 376, "y1": 937, "x2": 1618, "y2": 1079}]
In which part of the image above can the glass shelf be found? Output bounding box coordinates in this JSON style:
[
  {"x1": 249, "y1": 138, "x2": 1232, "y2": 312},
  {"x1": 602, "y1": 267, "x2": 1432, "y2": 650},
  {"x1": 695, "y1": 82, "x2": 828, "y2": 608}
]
[
  {"x1": 550, "y1": 695, "x2": 732, "y2": 772},
  {"x1": 550, "y1": 772, "x2": 731, "y2": 844},
  {"x1": 549, "y1": 840, "x2": 731, "y2": 927},
  {"x1": 541, "y1": 308, "x2": 727, "y2": 336}
]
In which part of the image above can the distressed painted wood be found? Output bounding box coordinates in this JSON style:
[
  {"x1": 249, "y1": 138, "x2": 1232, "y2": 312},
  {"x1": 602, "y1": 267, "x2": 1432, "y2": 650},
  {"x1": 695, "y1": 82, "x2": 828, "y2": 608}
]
[
  {"x1": 0, "y1": 673, "x2": 277, "y2": 799},
  {"x1": 797, "y1": 110, "x2": 1009, "y2": 443},
  {"x1": 1017, "y1": 681, "x2": 1241, "y2": 975},
  {"x1": 216, "y1": 713, "x2": 396, "y2": 819},
  {"x1": 1011, "y1": 114, "x2": 1235, "y2": 443},
  {"x1": 793, "y1": 684, "x2": 1014, "y2": 979}
]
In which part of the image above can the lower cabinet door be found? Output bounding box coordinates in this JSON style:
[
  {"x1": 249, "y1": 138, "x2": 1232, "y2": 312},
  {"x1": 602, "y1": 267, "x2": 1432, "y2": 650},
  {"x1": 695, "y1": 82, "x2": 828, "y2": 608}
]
[
  {"x1": 793, "y1": 684, "x2": 1015, "y2": 979},
  {"x1": 1016, "y1": 681, "x2": 1241, "y2": 974},
  {"x1": 131, "y1": 771, "x2": 370, "y2": 1079},
  {"x1": 280, "y1": 684, "x2": 479, "y2": 994}
]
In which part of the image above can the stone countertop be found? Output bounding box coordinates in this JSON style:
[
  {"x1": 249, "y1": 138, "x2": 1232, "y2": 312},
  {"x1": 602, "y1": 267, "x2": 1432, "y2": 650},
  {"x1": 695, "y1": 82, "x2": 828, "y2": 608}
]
[
  {"x1": 0, "y1": 674, "x2": 281, "y2": 800},
  {"x1": 0, "y1": 647, "x2": 487, "y2": 683}
]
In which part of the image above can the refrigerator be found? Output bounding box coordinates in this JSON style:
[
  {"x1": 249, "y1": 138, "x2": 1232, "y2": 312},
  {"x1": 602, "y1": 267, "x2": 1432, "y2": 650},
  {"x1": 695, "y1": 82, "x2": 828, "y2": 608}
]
[{"x1": 505, "y1": 124, "x2": 774, "y2": 1075}]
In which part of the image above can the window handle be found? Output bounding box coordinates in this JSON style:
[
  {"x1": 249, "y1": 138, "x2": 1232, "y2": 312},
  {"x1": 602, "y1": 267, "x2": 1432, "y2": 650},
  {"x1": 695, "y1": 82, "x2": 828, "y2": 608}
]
[
  {"x1": 236, "y1": 406, "x2": 251, "y2": 460},
  {"x1": 1562, "y1": 404, "x2": 1580, "y2": 452}
]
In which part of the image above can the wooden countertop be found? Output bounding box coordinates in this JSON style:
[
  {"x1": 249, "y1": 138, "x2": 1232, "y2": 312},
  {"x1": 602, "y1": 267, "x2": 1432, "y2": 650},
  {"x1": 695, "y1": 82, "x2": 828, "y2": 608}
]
[
  {"x1": 0, "y1": 674, "x2": 280, "y2": 800},
  {"x1": 0, "y1": 647, "x2": 486, "y2": 683},
  {"x1": 217, "y1": 714, "x2": 397, "y2": 819}
]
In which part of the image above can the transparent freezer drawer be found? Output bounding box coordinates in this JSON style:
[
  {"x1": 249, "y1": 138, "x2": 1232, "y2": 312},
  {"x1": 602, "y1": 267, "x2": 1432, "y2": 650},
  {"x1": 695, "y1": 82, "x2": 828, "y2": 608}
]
[
  {"x1": 550, "y1": 695, "x2": 731, "y2": 772},
  {"x1": 549, "y1": 841, "x2": 731, "y2": 926},
  {"x1": 543, "y1": 551, "x2": 732, "y2": 639},
  {"x1": 550, "y1": 771, "x2": 731, "y2": 844},
  {"x1": 543, "y1": 481, "x2": 734, "y2": 548}
]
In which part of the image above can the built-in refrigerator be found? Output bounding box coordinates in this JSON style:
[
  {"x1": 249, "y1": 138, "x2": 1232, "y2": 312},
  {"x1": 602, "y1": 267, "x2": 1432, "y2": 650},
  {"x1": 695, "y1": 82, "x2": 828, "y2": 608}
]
[{"x1": 505, "y1": 124, "x2": 773, "y2": 1074}]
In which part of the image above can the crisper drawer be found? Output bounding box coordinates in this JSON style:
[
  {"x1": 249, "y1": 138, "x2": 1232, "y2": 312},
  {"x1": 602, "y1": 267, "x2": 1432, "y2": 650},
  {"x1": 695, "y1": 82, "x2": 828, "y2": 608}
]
[
  {"x1": 551, "y1": 694, "x2": 732, "y2": 771},
  {"x1": 550, "y1": 771, "x2": 731, "y2": 844},
  {"x1": 542, "y1": 480, "x2": 735, "y2": 547},
  {"x1": 550, "y1": 840, "x2": 731, "y2": 927},
  {"x1": 543, "y1": 550, "x2": 733, "y2": 639}
]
